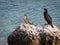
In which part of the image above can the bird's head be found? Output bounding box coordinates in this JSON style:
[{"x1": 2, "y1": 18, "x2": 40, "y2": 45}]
[
  {"x1": 24, "y1": 14, "x2": 28, "y2": 19},
  {"x1": 44, "y1": 8, "x2": 48, "y2": 13},
  {"x1": 24, "y1": 14, "x2": 27, "y2": 16}
]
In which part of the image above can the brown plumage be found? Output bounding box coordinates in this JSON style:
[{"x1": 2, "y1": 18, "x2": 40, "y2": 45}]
[
  {"x1": 24, "y1": 14, "x2": 33, "y2": 25},
  {"x1": 43, "y1": 8, "x2": 54, "y2": 28}
]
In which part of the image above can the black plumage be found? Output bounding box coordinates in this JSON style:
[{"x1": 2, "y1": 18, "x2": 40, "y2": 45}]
[{"x1": 43, "y1": 8, "x2": 54, "y2": 28}]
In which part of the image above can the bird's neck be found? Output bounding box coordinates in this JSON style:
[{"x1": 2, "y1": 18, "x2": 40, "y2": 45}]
[
  {"x1": 45, "y1": 10, "x2": 48, "y2": 13},
  {"x1": 44, "y1": 11, "x2": 48, "y2": 15}
]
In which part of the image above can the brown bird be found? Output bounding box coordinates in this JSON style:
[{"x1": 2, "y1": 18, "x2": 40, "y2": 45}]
[
  {"x1": 24, "y1": 14, "x2": 33, "y2": 25},
  {"x1": 43, "y1": 8, "x2": 54, "y2": 28}
]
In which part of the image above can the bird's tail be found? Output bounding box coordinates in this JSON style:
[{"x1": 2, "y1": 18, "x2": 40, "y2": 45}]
[{"x1": 50, "y1": 24, "x2": 54, "y2": 28}]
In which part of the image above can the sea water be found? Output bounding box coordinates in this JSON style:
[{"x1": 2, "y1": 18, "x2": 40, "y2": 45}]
[{"x1": 0, "y1": 0, "x2": 60, "y2": 45}]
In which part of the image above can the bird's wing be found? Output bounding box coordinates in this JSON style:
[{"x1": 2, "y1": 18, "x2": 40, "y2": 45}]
[
  {"x1": 48, "y1": 14, "x2": 52, "y2": 22},
  {"x1": 28, "y1": 19, "x2": 33, "y2": 24}
]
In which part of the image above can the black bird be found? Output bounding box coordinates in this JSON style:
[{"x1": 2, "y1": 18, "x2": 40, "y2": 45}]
[{"x1": 43, "y1": 8, "x2": 54, "y2": 28}]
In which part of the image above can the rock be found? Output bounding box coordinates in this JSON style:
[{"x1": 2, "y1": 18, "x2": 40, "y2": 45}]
[{"x1": 7, "y1": 24, "x2": 60, "y2": 45}]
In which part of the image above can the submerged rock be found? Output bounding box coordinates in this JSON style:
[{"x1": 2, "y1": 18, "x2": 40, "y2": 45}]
[{"x1": 7, "y1": 24, "x2": 60, "y2": 45}]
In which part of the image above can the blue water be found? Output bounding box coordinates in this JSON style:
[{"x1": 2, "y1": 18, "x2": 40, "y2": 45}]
[{"x1": 0, "y1": 0, "x2": 60, "y2": 45}]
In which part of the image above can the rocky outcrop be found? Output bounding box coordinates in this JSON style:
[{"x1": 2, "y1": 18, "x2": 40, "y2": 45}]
[{"x1": 7, "y1": 24, "x2": 60, "y2": 45}]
